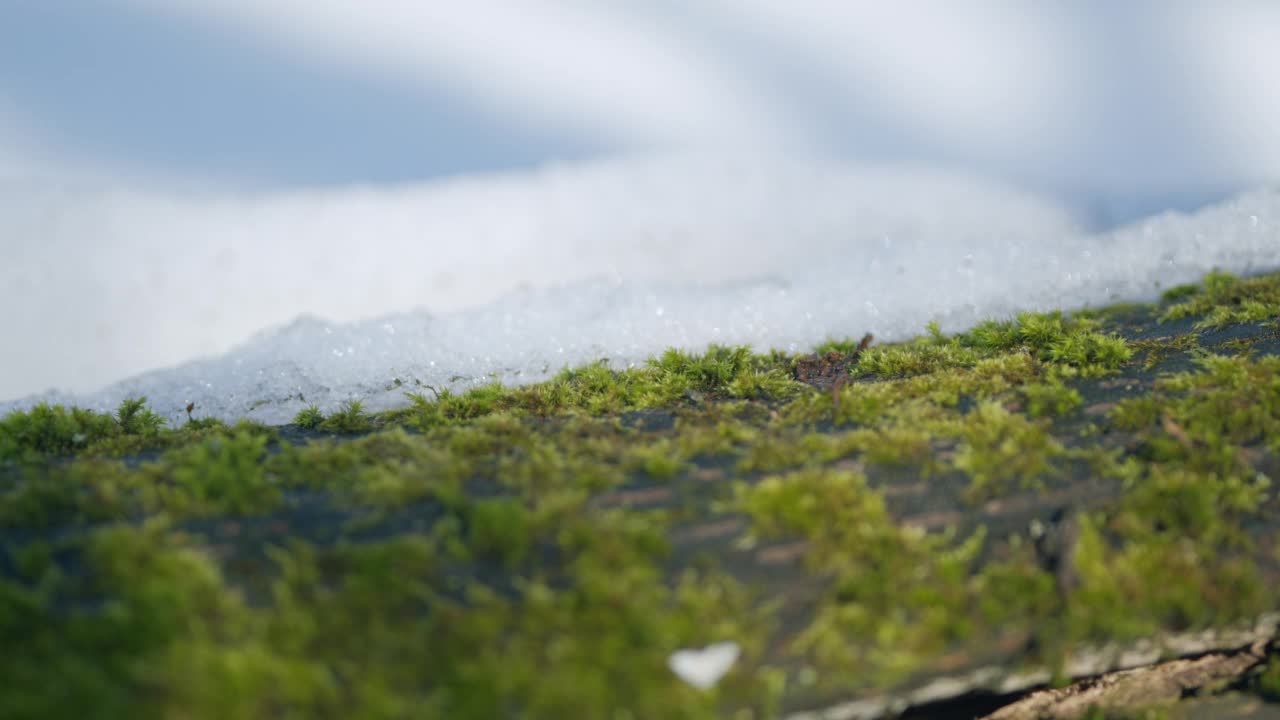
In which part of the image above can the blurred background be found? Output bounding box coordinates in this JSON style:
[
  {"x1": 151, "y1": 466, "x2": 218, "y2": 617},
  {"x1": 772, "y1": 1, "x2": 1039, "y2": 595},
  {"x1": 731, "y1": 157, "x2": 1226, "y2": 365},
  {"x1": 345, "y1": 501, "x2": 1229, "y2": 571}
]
[{"x1": 2, "y1": 1, "x2": 1279, "y2": 404}]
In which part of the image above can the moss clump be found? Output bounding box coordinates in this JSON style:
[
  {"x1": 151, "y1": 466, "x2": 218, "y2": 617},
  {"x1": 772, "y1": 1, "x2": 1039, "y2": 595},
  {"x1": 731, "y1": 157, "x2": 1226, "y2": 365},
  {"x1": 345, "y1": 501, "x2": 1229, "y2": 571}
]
[
  {"x1": 0, "y1": 457, "x2": 134, "y2": 529},
  {"x1": 1066, "y1": 353, "x2": 1277, "y2": 645},
  {"x1": 625, "y1": 438, "x2": 690, "y2": 480},
  {"x1": 856, "y1": 310, "x2": 1132, "y2": 380},
  {"x1": 855, "y1": 341, "x2": 986, "y2": 378},
  {"x1": 0, "y1": 420, "x2": 281, "y2": 529},
  {"x1": 147, "y1": 430, "x2": 279, "y2": 515},
  {"x1": 0, "y1": 397, "x2": 267, "y2": 463},
  {"x1": 978, "y1": 311, "x2": 1134, "y2": 373},
  {"x1": 1069, "y1": 509, "x2": 1263, "y2": 642},
  {"x1": 1161, "y1": 270, "x2": 1280, "y2": 329},
  {"x1": 1258, "y1": 655, "x2": 1280, "y2": 700},
  {"x1": 1129, "y1": 333, "x2": 1200, "y2": 371},
  {"x1": 2, "y1": 268, "x2": 1280, "y2": 718},
  {"x1": 1020, "y1": 378, "x2": 1084, "y2": 417},
  {"x1": 650, "y1": 345, "x2": 795, "y2": 402},
  {"x1": 1, "y1": 481, "x2": 778, "y2": 720},
  {"x1": 0, "y1": 398, "x2": 154, "y2": 461},
  {"x1": 318, "y1": 400, "x2": 372, "y2": 434},
  {"x1": 397, "y1": 345, "x2": 799, "y2": 431},
  {"x1": 783, "y1": 350, "x2": 1050, "y2": 427},
  {"x1": 1110, "y1": 353, "x2": 1280, "y2": 472},
  {"x1": 0, "y1": 522, "x2": 258, "y2": 720},
  {"x1": 114, "y1": 397, "x2": 165, "y2": 437},
  {"x1": 735, "y1": 467, "x2": 1054, "y2": 687},
  {"x1": 293, "y1": 404, "x2": 325, "y2": 429},
  {"x1": 954, "y1": 401, "x2": 1064, "y2": 499}
]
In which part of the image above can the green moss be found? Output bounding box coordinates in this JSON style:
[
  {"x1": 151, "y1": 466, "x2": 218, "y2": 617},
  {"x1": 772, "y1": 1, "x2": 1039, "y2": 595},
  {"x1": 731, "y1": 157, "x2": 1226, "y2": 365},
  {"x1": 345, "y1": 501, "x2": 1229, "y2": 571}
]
[
  {"x1": 736, "y1": 468, "x2": 882, "y2": 547},
  {"x1": 954, "y1": 401, "x2": 1064, "y2": 499},
  {"x1": 813, "y1": 336, "x2": 870, "y2": 356},
  {"x1": 1161, "y1": 270, "x2": 1280, "y2": 328},
  {"x1": 0, "y1": 420, "x2": 288, "y2": 528},
  {"x1": 1069, "y1": 511, "x2": 1263, "y2": 642},
  {"x1": 737, "y1": 431, "x2": 841, "y2": 474},
  {"x1": 950, "y1": 311, "x2": 1131, "y2": 375},
  {"x1": 843, "y1": 426, "x2": 934, "y2": 468},
  {"x1": 0, "y1": 521, "x2": 257, "y2": 720},
  {"x1": 396, "y1": 345, "x2": 799, "y2": 431},
  {"x1": 735, "y1": 467, "x2": 1054, "y2": 687},
  {"x1": 1, "y1": 460, "x2": 780, "y2": 719},
  {"x1": 465, "y1": 497, "x2": 533, "y2": 567},
  {"x1": 1259, "y1": 655, "x2": 1280, "y2": 700},
  {"x1": 855, "y1": 342, "x2": 986, "y2": 378},
  {"x1": 854, "y1": 311, "x2": 1130, "y2": 385},
  {"x1": 779, "y1": 350, "x2": 1040, "y2": 428},
  {"x1": 0, "y1": 457, "x2": 134, "y2": 529},
  {"x1": 626, "y1": 438, "x2": 689, "y2": 480},
  {"x1": 114, "y1": 397, "x2": 166, "y2": 437},
  {"x1": 0, "y1": 400, "x2": 142, "y2": 461},
  {"x1": 293, "y1": 404, "x2": 325, "y2": 429},
  {"x1": 1110, "y1": 353, "x2": 1280, "y2": 471},
  {"x1": 3, "y1": 268, "x2": 1280, "y2": 717},
  {"x1": 277, "y1": 424, "x2": 466, "y2": 497},
  {"x1": 318, "y1": 400, "x2": 372, "y2": 434},
  {"x1": 184, "y1": 416, "x2": 227, "y2": 432},
  {"x1": 1114, "y1": 466, "x2": 1268, "y2": 547},
  {"x1": 0, "y1": 397, "x2": 273, "y2": 464},
  {"x1": 1159, "y1": 281, "x2": 1202, "y2": 305},
  {"x1": 146, "y1": 429, "x2": 280, "y2": 516},
  {"x1": 1129, "y1": 333, "x2": 1200, "y2": 371},
  {"x1": 1020, "y1": 378, "x2": 1084, "y2": 417}
]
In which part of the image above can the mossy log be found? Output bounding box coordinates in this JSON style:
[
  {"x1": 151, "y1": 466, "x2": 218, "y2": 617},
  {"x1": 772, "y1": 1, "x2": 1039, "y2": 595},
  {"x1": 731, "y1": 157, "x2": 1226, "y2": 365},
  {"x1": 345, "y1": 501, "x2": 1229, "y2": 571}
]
[{"x1": 2, "y1": 270, "x2": 1279, "y2": 719}]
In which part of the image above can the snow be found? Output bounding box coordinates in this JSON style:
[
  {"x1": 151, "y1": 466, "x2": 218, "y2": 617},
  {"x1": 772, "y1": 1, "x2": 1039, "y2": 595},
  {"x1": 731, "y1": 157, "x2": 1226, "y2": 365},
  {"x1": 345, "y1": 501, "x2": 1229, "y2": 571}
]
[
  {"x1": 1, "y1": 154, "x2": 1277, "y2": 426},
  {"x1": 668, "y1": 641, "x2": 741, "y2": 690}
]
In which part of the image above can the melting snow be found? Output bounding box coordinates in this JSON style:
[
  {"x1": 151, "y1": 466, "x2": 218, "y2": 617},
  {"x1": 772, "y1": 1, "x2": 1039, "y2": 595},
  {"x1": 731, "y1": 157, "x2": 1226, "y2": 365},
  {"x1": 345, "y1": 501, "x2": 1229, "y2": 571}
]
[
  {"x1": 668, "y1": 641, "x2": 742, "y2": 690},
  {"x1": 1, "y1": 155, "x2": 1277, "y2": 425}
]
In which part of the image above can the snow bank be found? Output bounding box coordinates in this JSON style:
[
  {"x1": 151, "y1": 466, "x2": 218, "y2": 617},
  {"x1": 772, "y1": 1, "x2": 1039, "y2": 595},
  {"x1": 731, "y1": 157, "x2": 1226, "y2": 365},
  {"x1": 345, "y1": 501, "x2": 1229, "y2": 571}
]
[{"x1": 1, "y1": 155, "x2": 1276, "y2": 425}]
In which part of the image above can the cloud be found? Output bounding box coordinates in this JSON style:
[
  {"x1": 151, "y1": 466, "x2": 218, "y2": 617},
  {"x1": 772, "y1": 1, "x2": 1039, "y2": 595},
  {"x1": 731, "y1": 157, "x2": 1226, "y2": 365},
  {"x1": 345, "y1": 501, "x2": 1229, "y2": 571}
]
[
  {"x1": 697, "y1": 1, "x2": 1280, "y2": 192},
  {"x1": 1164, "y1": 2, "x2": 1280, "y2": 186},
  {"x1": 114, "y1": 2, "x2": 1280, "y2": 194},
  {"x1": 701, "y1": 1, "x2": 1085, "y2": 160},
  {"x1": 117, "y1": 0, "x2": 803, "y2": 151}
]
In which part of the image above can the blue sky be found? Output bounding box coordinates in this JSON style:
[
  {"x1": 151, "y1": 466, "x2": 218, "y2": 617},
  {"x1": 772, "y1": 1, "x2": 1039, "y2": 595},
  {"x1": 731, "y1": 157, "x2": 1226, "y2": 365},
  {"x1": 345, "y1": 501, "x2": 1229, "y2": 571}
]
[
  {"x1": 3, "y1": 2, "x2": 1276, "y2": 200},
  {"x1": 0, "y1": 2, "x2": 601, "y2": 185}
]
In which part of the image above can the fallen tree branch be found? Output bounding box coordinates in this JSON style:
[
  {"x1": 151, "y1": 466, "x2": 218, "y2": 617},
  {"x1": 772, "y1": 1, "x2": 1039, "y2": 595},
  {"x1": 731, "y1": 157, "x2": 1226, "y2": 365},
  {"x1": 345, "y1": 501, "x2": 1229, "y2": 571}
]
[{"x1": 982, "y1": 640, "x2": 1271, "y2": 720}]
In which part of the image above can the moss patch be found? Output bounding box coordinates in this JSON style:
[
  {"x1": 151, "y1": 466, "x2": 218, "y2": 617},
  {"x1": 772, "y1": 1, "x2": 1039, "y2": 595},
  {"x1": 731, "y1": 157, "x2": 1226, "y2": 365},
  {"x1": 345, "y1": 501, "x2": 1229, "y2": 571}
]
[
  {"x1": 3, "y1": 268, "x2": 1280, "y2": 718},
  {"x1": 1161, "y1": 270, "x2": 1280, "y2": 329}
]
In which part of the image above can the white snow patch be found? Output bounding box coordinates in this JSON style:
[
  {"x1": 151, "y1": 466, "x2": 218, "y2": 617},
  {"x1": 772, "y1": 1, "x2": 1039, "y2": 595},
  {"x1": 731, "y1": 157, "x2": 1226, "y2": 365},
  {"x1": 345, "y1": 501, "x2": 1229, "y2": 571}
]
[
  {"x1": 1, "y1": 155, "x2": 1277, "y2": 425},
  {"x1": 669, "y1": 641, "x2": 742, "y2": 690}
]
